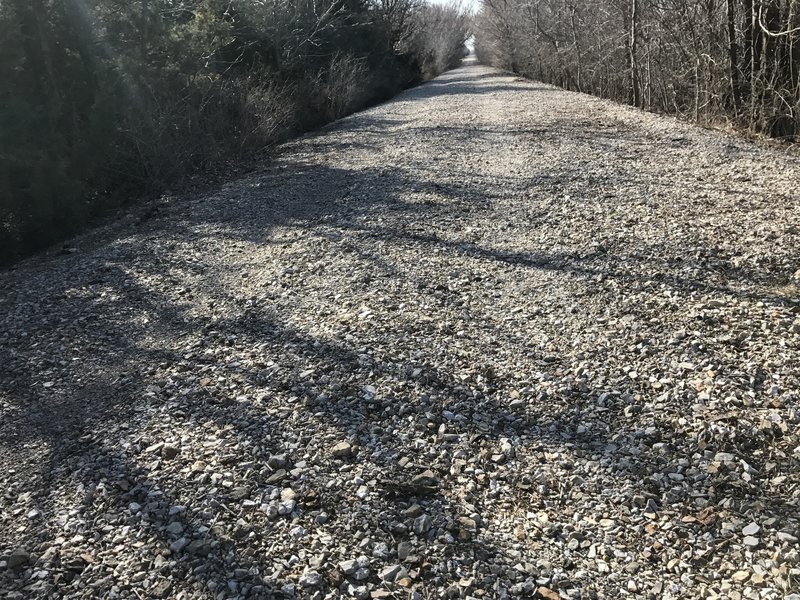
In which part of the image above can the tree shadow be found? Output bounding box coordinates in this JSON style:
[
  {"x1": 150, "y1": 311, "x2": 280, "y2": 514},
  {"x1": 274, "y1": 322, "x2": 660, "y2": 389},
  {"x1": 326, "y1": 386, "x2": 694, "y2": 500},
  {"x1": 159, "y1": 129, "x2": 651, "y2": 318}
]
[
  {"x1": 2, "y1": 62, "x2": 799, "y2": 598},
  {"x1": 2, "y1": 200, "x2": 797, "y2": 596},
  {"x1": 1, "y1": 256, "x2": 536, "y2": 597}
]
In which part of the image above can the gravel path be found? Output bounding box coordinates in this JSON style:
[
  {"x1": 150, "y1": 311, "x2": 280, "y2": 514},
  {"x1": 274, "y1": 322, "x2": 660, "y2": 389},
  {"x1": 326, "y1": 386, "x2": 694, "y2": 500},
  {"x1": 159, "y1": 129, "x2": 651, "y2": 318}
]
[{"x1": 2, "y1": 63, "x2": 800, "y2": 600}]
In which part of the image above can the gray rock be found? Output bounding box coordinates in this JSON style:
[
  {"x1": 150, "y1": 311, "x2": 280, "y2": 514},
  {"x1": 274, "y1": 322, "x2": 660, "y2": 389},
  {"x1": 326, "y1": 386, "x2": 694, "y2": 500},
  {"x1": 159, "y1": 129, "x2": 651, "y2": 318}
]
[
  {"x1": 380, "y1": 564, "x2": 407, "y2": 582},
  {"x1": 458, "y1": 516, "x2": 477, "y2": 530},
  {"x1": 186, "y1": 540, "x2": 210, "y2": 555},
  {"x1": 6, "y1": 548, "x2": 30, "y2": 570},
  {"x1": 339, "y1": 559, "x2": 358, "y2": 575},
  {"x1": 413, "y1": 514, "x2": 433, "y2": 535},
  {"x1": 778, "y1": 532, "x2": 799, "y2": 543},
  {"x1": 412, "y1": 470, "x2": 438, "y2": 487},
  {"x1": 743, "y1": 536, "x2": 760, "y2": 547},
  {"x1": 397, "y1": 541, "x2": 412, "y2": 561},
  {"x1": 151, "y1": 580, "x2": 173, "y2": 598},
  {"x1": 372, "y1": 541, "x2": 390, "y2": 559},
  {"x1": 162, "y1": 444, "x2": 180, "y2": 460},
  {"x1": 279, "y1": 499, "x2": 297, "y2": 515},
  {"x1": 742, "y1": 522, "x2": 760, "y2": 536},
  {"x1": 348, "y1": 584, "x2": 370, "y2": 600},
  {"x1": 166, "y1": 521, "x2": 184, "y2": 535},
  {"x1": 268, "y1": 454, "x2": 288, "y2": 469},
  {"x1": 266, "y1": 469, "x2": 287, "y2": 484},
  {"x1": 299, "y1": 570, "x2": 322, "y2": 587},
  {"x1": 332, "y1": 441, "x2": 353, "y2": 458}
]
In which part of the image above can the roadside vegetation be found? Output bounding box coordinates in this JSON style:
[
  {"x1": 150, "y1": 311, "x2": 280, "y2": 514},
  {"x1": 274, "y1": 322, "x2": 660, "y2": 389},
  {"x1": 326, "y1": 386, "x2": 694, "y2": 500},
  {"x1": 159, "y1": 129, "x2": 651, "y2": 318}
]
[
  {"x1": 0, "y1": 0, "x2": 469, "y2": 265},
  {"x1": 474, "y1": 0, "x2": 799, "y2": 141}
]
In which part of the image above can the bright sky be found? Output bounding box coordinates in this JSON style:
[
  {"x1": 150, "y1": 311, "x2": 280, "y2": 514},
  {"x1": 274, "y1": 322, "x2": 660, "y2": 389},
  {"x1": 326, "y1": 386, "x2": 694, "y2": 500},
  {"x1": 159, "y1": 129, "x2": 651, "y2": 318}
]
[{"x1": 426, "y1": 0, "x2": 481, "y2": 13}]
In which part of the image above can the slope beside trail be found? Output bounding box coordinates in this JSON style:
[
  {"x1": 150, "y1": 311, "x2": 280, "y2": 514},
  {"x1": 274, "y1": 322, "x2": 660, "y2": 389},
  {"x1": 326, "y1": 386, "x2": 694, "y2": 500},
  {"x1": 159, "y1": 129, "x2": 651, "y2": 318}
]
[{"x1": 1, "y1": 63, "x2": 800, "y2": 600}]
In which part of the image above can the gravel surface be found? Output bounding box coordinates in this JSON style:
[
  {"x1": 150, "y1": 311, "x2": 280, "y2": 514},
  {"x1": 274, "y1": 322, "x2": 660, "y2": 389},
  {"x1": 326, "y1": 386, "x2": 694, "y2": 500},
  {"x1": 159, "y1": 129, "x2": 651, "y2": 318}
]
[{"x1": 2, "y1": 62, "x2": 800, "y2": 600}]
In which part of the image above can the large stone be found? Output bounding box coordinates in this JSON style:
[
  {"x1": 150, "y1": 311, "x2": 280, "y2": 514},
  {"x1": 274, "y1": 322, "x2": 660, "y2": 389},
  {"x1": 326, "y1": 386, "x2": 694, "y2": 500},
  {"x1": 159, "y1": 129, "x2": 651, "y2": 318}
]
[
  {"x1": 299, "y1": 570, "x2": 322, "y2": 587},
  {"x1": 161, "y1": 444, "x2": 180, "y2": 460},
  {"x1": 379, "y1": 564, "x2": 407, "y2": 582},
  {"x1": 413, "y1": 514, "x2": 432, "y2": 535},
  {"x1": 339, "y1": 559, "x2": 358, "y2": 575},
  {"x1": 152, "y1": 580, "x2": 173, "y2": 598},
  {"x1": 7, "y1": 548, "x2": 30, "y2": 570},
  {"x1": 412, "y1": 470, "x2": 438, "y2": 487},
  {"x1": 397, "y1": 541, "x2": 412, "y2": 561},
  {"x1": 742, "y1": 522, "x2": 760, "y2": 536},
  {"x1": 332, "y1": 441, "x2": 353, "y2": 458}
]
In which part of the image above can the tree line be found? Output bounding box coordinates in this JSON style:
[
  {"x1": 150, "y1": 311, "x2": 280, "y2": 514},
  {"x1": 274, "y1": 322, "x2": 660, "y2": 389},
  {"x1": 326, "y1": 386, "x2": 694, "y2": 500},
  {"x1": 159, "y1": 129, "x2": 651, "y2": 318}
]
[
  {"x1": 0, "y1": 0, "x2": 469, "y2": 264},
  {"x1": 475, "y1": 0, "x2": 799, "y2": 139}
]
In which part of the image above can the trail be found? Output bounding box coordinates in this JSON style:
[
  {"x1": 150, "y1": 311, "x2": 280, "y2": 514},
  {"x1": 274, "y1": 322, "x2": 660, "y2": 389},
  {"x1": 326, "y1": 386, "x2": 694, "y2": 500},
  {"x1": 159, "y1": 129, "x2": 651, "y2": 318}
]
[{"x1": 2, "y1": 63, "x2": 800, "y2": 600}]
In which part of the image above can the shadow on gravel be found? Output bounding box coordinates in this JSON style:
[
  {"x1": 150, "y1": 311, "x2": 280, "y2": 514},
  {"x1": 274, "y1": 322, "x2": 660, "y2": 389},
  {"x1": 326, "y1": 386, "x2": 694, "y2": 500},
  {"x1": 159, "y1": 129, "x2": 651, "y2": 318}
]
[
  {"x1": 167, "y1": 149, "x2": 797, "y2": 308},
  {"x1": 0, "y1": 273, "x2": 524, "y2": 597},
  {"x1": 4, "y1": 224, "x2": 567, "y2": 595},
  {"x1": 408, "y1": 81, "x2": 554, "y2": 100},
  {"x1": 2, "y1": 70, "x2": 798, "y2": 598},
  {"x1": 2, "y1": 223, "x2": 792, "y2": 597},
  {"x1": 0, "y1": 272, "x2": 289, "y2": 596}
]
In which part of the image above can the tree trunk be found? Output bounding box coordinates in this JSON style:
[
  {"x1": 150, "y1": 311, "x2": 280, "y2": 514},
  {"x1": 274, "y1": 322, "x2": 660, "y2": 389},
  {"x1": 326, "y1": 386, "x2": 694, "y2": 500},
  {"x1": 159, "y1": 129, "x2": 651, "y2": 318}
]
[
  {"x1": 569, "y1": 5, "x2": 583, "y2": 93},
  {"x1": 726, "y1": 0, "x2": 741, "y2": 111},
  {"x1": 628, "y1": 0, "x2": 641, "y2": 107}
]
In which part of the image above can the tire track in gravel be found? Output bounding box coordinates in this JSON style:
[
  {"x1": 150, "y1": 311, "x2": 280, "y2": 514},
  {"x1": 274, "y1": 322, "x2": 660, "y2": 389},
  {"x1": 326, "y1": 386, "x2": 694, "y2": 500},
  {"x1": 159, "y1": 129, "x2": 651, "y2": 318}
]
[{"x1": 1, "y1": 63, "x2": 800, "y2": 599}]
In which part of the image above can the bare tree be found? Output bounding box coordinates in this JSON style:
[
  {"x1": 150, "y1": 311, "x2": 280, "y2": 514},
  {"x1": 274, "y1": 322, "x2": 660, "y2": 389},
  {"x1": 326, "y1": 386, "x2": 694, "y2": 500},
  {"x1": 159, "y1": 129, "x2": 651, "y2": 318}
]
[{"x1": 474, "y1": 0, "x2": 799, "y2": 138}]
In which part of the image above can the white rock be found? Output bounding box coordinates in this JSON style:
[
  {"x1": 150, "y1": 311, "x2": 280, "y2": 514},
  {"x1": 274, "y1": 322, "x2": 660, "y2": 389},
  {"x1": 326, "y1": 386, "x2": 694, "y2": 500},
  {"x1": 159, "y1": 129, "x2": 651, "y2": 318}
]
[{"x1": 742, "y1": 522, "x2": 760, "y2": 536}]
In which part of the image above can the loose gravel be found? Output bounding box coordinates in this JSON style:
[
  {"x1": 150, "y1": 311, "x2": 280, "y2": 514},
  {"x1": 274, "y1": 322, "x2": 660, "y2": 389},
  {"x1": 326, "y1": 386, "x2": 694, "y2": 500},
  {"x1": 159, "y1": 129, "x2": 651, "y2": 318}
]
[{"x1": 1, "y1": 62, "x2": 800, "y2": 600}]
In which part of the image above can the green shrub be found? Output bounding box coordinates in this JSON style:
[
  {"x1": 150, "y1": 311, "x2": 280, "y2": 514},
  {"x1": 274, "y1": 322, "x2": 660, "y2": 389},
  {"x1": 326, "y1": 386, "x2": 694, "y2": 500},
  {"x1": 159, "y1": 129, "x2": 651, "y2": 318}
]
[{"x1": 0, "y1": 0, "x2": 469, "y2": 266}]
